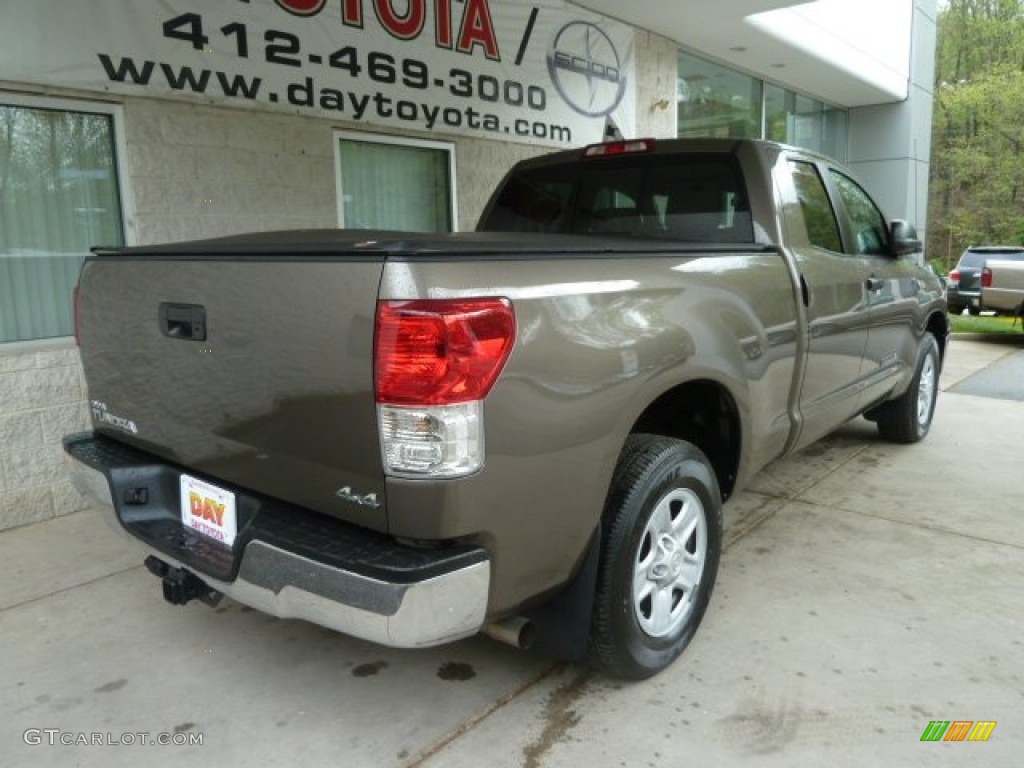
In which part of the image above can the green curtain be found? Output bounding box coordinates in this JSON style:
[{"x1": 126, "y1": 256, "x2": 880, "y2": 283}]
[
  {"x1": 338, "y1": 139, "x2": 451, "y2": 233},
  {"x1": 0, "y1": 105, "x2": 123, "y2": 342}
]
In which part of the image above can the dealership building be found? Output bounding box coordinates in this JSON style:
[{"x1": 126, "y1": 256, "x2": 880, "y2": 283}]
[{"x1": 0, "y1": 0, "x2": 936, "y2": 529}]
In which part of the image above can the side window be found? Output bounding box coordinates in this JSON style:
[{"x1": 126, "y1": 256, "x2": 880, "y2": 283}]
[
  {"x1": 335, "y1": 132, "x2": 455, "y2": 232},
  {"x1": 789, "y1": 160, "x2": 842, "y2": 252},
  {"x1": 830, "y1": 170, "x2": 888, "y2": 256},
  {"x1": 1, "y1": 100, "x2": 125, "y2": 343}
]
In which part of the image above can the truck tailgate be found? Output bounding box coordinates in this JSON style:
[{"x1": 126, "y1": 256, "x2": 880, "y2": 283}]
[{"x1": 77, "y1": 252, "x2": 387, "y2": 531}]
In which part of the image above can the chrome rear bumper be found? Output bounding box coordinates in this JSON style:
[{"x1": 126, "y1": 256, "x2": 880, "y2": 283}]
[{"x1": 66, "y1": 445, "x2": 489, "y2": 648}]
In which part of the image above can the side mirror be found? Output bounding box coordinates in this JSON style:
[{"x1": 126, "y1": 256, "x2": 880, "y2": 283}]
[{"x1": 890, "y1": 220, "x2": 923, "y2": 256}]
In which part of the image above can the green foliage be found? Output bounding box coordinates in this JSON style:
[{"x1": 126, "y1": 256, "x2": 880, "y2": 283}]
[
  {"x1": 928, "y1": 257, "x2": 948, "y2": 276},
  {"x1": 949, "y1": 313, "x2": 1023, "y2": 333},
  {"x1": 929, "y1": 0, "x2": 1024, "y2": 267}
]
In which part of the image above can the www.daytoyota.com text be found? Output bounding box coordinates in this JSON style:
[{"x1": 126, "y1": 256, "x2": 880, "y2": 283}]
[{"x1": 96, "y1": 12, "x2": 573, "y2": 143}]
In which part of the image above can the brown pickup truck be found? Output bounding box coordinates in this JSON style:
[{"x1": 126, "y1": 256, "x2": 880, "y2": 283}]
[{"x1": 65, "y1": 138, "x2": 948, "y2": 679}]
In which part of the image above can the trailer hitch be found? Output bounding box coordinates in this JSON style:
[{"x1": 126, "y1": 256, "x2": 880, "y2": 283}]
[{"x1": 144, "y1": 556, "x2": 223, "y2": 607}]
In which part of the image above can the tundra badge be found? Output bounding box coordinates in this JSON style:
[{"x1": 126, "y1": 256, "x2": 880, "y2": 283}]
[{"x1": 90, "y1": 400, "x2": 139, "y2": 435}]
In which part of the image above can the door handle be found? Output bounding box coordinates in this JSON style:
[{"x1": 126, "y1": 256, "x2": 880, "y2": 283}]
[
  {"x1": 159, "y1": 303, "x2": 207, "y2": 341},
  {"x1": 866, "y1": 277, "x2": 884, "y2": 293}
]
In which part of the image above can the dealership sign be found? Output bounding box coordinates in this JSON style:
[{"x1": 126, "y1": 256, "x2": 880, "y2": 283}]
[{"x1": 0, "y1": 0, "x2": 635, "y2": 147}]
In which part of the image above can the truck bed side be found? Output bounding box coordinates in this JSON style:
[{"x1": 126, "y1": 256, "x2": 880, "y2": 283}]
[{"x1": 981, "y1": 259, "x2": 1024, "y2": 314}]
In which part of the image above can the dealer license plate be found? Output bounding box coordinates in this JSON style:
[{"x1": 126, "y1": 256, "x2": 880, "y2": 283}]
[{"x1": 180, "y1": 474, "x2": 237, "y2": 548}]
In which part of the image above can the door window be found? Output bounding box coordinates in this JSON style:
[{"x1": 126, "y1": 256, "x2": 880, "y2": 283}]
[
  {"x1": 830, "y1": 170, "x2": 888, "y2": 256},
  {"x1": 788, "y1": 160, "x2": 842, "y2": 252}
]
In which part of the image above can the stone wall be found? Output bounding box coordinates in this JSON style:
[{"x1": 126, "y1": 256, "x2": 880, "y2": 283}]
[
  {"x1": 634, "y1": 31, "x2": 680, "y2": 140},
  {"x1": 0, "y1": 340, "x2": 91, "y2": 530},
  {"x1": 123, "y1": 98, "x2": 548, "y2": 240}
]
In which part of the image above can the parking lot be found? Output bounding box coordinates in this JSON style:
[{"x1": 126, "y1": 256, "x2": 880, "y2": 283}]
[{"x1": 3, "y1": 336, "x2": 1022, "y2": 768}]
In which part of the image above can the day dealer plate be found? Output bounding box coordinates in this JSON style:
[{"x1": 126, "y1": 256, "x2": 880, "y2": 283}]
[{"x1": 180, "y1": 474, "x2": 237, "y2": 548}]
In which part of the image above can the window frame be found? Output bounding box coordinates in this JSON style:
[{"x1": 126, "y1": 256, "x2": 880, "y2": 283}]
[
  {"x1": 332, "y1": 130, "x2": 458, "y2": 233},
  {"x1": 0, "y1": 91, "x2": 135, "y2": 347}
]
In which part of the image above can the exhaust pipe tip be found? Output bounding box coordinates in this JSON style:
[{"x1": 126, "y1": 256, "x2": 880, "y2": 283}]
[{"x1": 483, "y1": 616, "x2": 536, "y2": 650}]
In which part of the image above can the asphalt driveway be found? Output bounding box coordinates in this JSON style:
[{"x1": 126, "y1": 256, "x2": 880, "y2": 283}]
[{"x1": 3, "y1": 336, "x2": 1022, "y2": 768}]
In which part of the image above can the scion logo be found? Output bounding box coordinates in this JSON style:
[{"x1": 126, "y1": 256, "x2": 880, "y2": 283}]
[{"x1": 547, "y1": 21, "x2": 626, "y2": 118}]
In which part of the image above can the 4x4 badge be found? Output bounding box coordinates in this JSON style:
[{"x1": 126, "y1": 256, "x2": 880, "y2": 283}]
[{"x1": 336, "y1": 487, "x2": 382, "y2": 509}]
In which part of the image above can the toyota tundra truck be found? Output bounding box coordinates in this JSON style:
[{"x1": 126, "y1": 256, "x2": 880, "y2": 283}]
[{"x1": 64, "y1": 138, "x2": 948, "y2": 679}]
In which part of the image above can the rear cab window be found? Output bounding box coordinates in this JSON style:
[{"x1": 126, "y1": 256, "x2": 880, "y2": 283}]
[{"x1": 480, "y1": 154, "x2": 753, "y2": 244}]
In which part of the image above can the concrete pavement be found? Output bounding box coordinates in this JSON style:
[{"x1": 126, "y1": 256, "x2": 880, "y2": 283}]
[{"x1": 2, "y1": 336, "x2": 1022, "y2": 767}]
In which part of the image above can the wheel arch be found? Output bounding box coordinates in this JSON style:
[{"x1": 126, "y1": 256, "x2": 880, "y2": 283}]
[
  {"x1": 628, "y1": 378, "x2": 743, "y2": 501},
  {"x1": 521, "y1": 377, "x2": 743, "y2": 665}
]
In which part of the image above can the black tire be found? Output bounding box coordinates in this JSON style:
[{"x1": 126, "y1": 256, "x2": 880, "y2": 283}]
[
  {"x1": 968, "y1": 305, "x2": 981, "y2": 316},
  {"x1": 946, "y1": 304, "x2": 962, "y2": 316},
  {"x1": 874, "y1": 334, "x2": 940, "y2": 444},
  {"x1": 589, "y1": 435, "x2": 722, "y2": 680}
]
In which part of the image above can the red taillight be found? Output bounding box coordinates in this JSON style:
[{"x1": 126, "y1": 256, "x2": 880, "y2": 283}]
[
  {"x1": 73, "y1": 285, "x2": 82, "y2": 346},
  {"x1": 981, "y1": 267, "x2": 993, "y2": 288},
  {"x1": 375, "y1": 299, "x2": 515, "y2": 406},
  {"x1": 582, "y1": 139, "x2": 656, "y2": 158},
  {"x1": 948, "y1": 269, "x2": 961, "y2": 283}
]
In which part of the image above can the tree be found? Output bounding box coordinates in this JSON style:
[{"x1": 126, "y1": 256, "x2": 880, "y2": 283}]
[{"x1": 928, "y1": 0, "x2": 1024, "y2": 268}]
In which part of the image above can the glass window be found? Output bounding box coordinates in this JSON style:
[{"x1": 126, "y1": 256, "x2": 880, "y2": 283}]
[
  {"x1": 765, "y1": 84, "x2": 848, "y2": 160},
  {"x1": 335, "y1": 134, "x2": 454, "y2": 232},
  {"x1": 0, "y1": 101, "x2": 124, "y2": 343},
  {"x1": 479, "y1": 172, "x2": 576, "y2": 233},
  {"x1": 764, "y1": 85, "x2": 794, "y2": 144},
  {"x1": 830, "y1": 170, "x2": 888, "y2": 255},
  {"x1": 677, "y1": 51, "x2": 849, "y2": 161},
  {"x1": 789, "y1": 161, "x2": 842, "y2": 252},
  {"x1": 678, "y1": 52, "x2": 762, "y2": 139},
  {"x1": 820, "y1": 106, "x2": 848, "y2": 161},
  {"x1": 481, "y1": 154, "x2": 753, "y2": 244}
]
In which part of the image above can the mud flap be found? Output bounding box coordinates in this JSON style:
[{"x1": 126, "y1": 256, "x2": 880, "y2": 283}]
[{"x1": 523, "y1": 528, "x2": 601, "y2": 662}]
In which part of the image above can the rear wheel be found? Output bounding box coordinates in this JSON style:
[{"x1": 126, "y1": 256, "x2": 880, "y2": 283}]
[
  {"x1": 590, "y1": 435, "x2": 722, "y2": 680},
  {"x1": 874, "y1": 334, "x2": 940, "y2": 443}
]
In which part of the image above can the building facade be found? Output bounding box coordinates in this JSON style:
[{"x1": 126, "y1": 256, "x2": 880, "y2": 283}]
[{"x1": 0, "y1": 0, "x2": 936, "y2": 530}]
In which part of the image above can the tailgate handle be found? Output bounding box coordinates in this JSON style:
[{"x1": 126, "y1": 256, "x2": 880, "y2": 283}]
[{"x1": 159, "y1": 303, "x2": 207, "y2": 341}]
